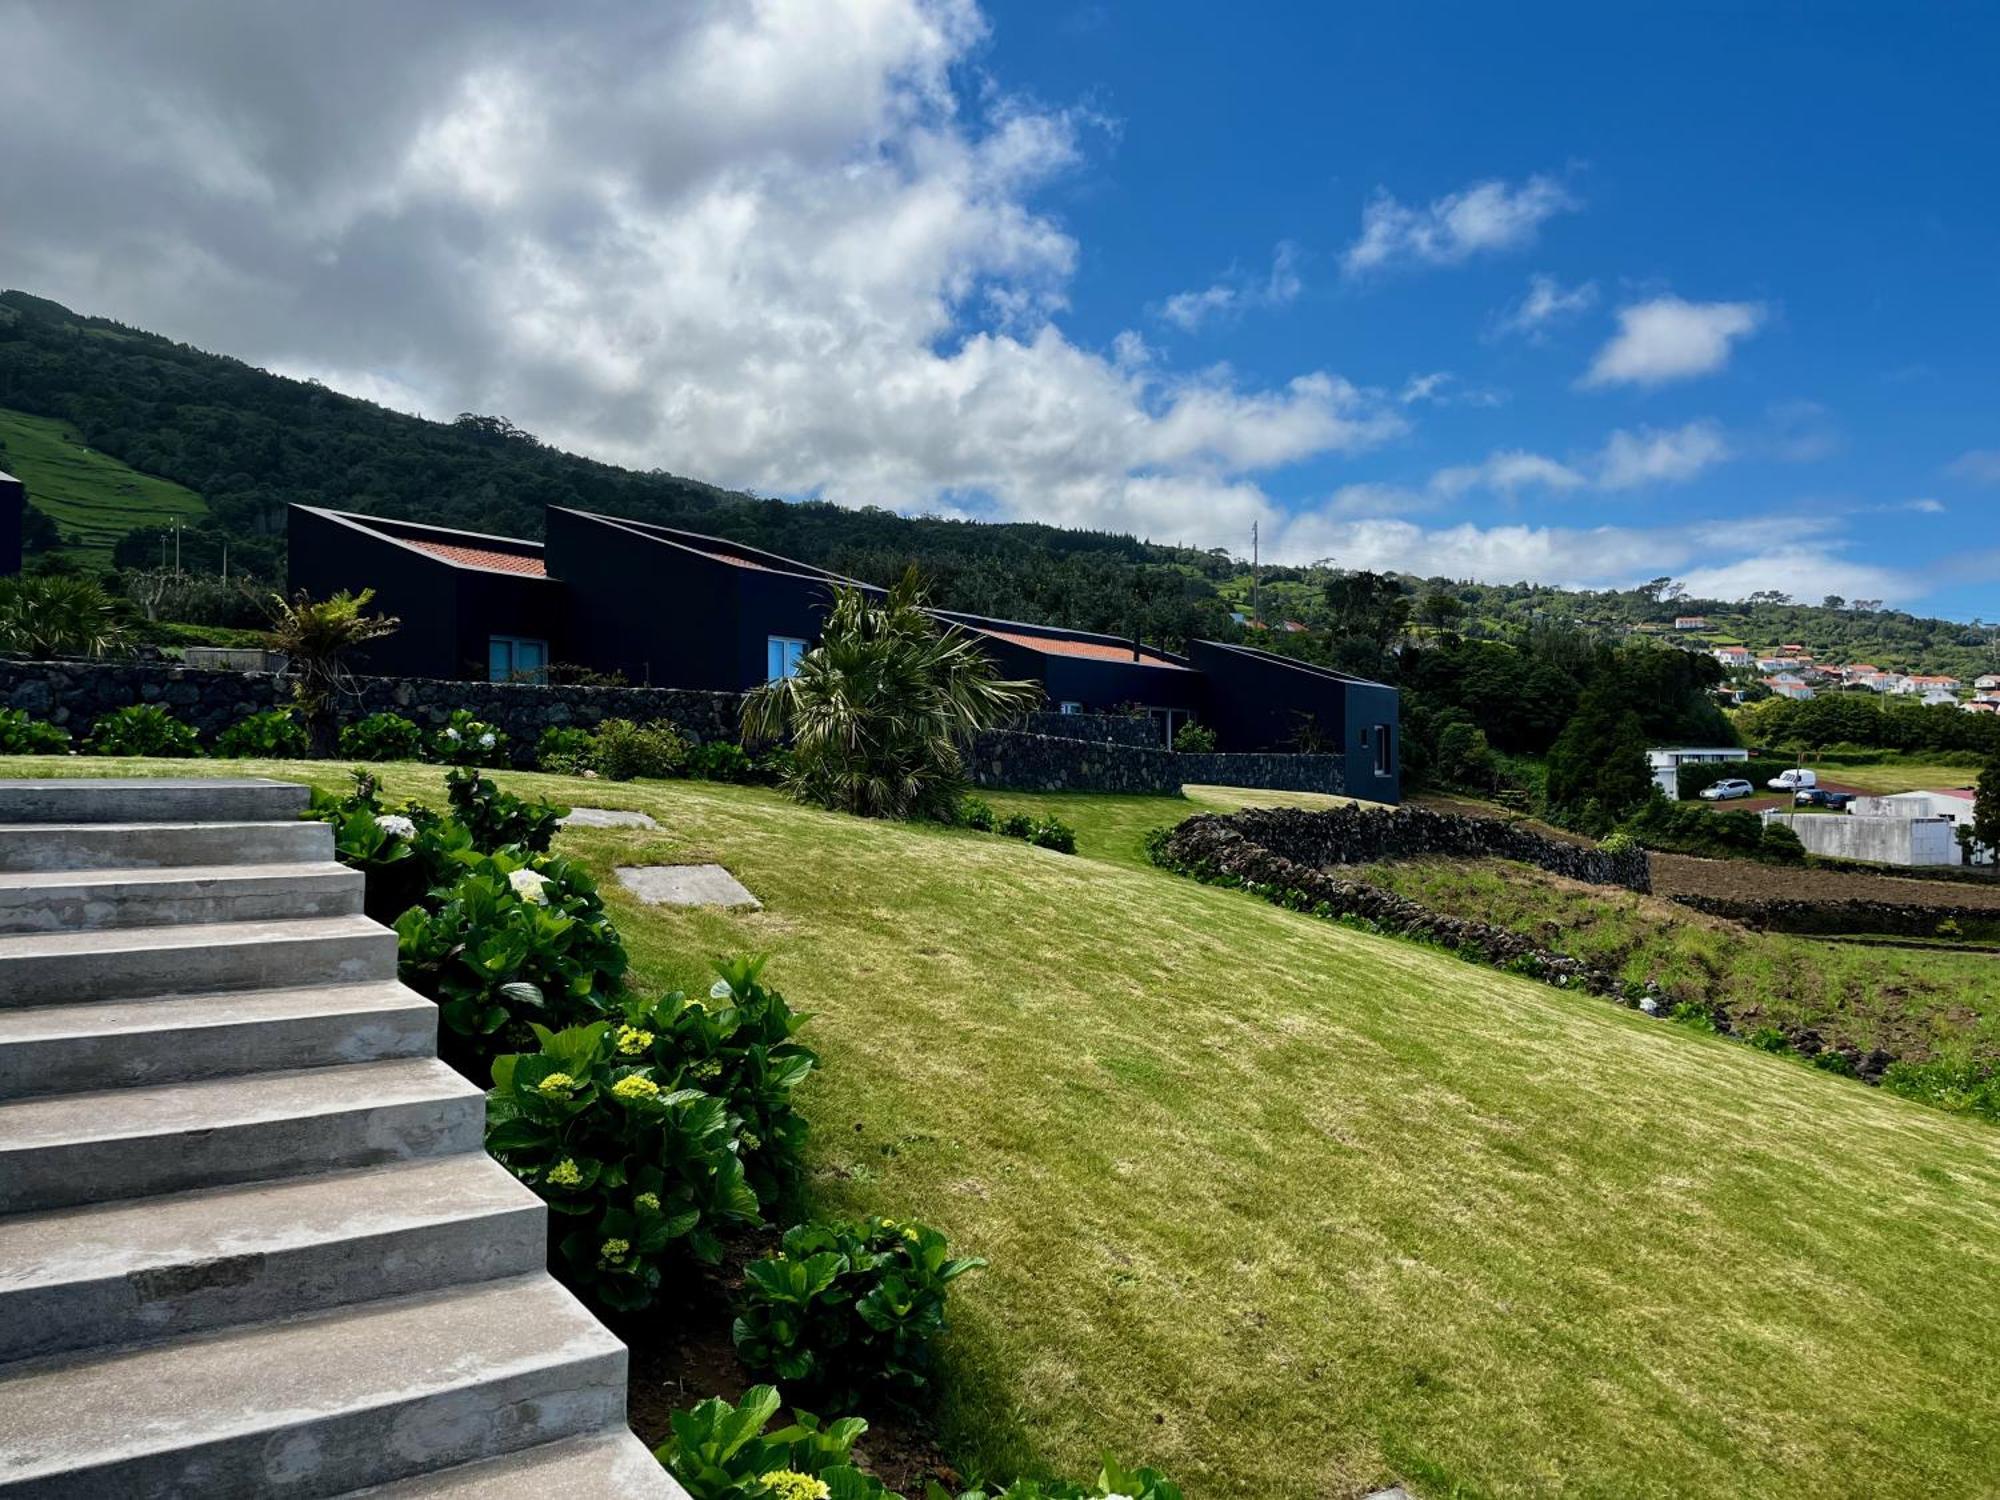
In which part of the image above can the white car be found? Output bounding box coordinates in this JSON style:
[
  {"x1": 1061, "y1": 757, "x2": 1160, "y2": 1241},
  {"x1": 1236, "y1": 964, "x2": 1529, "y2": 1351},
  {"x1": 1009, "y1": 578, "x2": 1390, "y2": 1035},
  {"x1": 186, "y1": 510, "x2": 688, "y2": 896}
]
[
  {"x1": 1766, "y1": 768, "x2": 1817, "y2": 791},
  {"x1": 1701, "y1": 778, "x2": 1755, "y2": 801}
]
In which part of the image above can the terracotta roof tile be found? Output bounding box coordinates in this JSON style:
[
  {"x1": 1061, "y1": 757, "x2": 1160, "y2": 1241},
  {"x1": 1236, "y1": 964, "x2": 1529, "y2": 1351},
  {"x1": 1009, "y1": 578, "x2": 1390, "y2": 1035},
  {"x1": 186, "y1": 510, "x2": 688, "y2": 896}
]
[
  {"x1": 404, "y1": 538, "x2": 547, "y2": 577},
  {"x1": 968, "y1": 625, "x2": 1189, "y2": 669}
]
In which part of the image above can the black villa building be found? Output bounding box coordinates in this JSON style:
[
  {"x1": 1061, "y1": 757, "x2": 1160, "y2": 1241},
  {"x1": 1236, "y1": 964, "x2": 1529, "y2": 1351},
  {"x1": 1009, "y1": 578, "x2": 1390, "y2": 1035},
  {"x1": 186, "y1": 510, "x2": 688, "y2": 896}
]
[{"x1": 289, "y1": 503, "x2": 1400, "y2": 800}]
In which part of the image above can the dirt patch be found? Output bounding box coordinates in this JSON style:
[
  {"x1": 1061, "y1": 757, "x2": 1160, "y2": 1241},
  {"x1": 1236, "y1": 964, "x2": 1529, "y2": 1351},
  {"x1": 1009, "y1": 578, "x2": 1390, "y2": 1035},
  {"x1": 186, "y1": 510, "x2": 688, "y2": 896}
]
[
  {"x1": 1651, "y1": 852, "x2": 2000, "y2": 910},
  {"x1": 619, "y1": 1233, "x2": 960, "y2": 1496}
]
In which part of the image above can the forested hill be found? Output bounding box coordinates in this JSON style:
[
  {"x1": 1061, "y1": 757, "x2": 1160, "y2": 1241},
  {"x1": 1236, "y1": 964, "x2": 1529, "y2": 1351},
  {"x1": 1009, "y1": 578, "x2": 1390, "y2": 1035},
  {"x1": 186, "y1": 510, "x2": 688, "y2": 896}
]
[{"x1": 0, "y1": 287, "x2": 1991, "y2": 678}]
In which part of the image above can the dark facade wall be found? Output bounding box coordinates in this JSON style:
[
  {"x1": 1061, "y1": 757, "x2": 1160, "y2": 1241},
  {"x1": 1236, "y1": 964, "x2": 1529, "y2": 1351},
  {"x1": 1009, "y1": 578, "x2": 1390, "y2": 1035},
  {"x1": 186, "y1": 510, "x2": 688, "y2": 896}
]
[
  {"x1": 0, "y1": 472, "x2": 21, "y2": 577},
  {"x1": 288, "y1": 507, "x2": 558, "y2": 681},
  {"x1": 965, "y1": 729, "x2": 1352, "y2": 798},
  {"x1": 1181, "y1": 640, "x2": 1402, "y2": 802},
  {"x1": 1343, "y1": 679, "x2": 1402, "y2": 806}
]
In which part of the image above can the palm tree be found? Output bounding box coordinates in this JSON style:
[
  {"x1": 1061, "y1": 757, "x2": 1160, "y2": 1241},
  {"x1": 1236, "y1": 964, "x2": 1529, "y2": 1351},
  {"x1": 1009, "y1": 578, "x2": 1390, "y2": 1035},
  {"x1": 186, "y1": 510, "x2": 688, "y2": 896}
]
[
  {"x1": 743, "y1": 569, "x2": 1041, "y2": 820},
  {"x1": 265, "y1": 588, "x2": 400, "y2": 756},
  {"x1": 0, "y1": 574, "x2": 128, "y2": 658}
]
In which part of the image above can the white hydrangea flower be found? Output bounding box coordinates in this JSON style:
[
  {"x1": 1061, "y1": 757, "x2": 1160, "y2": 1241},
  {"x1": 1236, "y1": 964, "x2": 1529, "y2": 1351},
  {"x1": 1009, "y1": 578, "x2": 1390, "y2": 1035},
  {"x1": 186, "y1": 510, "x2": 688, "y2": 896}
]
[
  {"x1": 441, "y1": 726, "x2": 461, "y2": 741},
  {"x1": 507, "y1": 867, "x2": 553, "y2": 904},
  {"x1": 478, "y1": 731, "x2": 497, "y2": 749},
  {"x1": 1639, "y1": 996, "x2": 1659, "y2": 1015},
  {"x1": 373, "y1": 813, "x2": 416, "y2": 840},
  {"x1": 709, "y1": 978, "x2": 734, "y2": 1000}
]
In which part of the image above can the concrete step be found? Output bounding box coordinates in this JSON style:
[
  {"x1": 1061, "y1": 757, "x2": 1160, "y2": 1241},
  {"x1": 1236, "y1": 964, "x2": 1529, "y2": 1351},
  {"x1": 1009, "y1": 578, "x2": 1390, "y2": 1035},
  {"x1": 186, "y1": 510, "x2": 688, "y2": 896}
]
[
  {"x1": 0, "y1": 776, "x2": 310, "y2": 825},
  {"x1": 0, "y1": 1273, "x2": 629, "y2": 1499},
  {"x1": 0, "y1": 861, "x2": 364, "y2": 934},
  {"x1": 0, "y1": 913, "x2": 395, "y2": 1007},
  {"x1": 0, "y1": 1058, "x2": 483, "y2": 1214},
  {"x1": 0, "y1": 981, "x2": 437, "y2": 1100},
  {"x1": 336, "y1": 1429, "x2": 688, "y2": 1497},
  {"x1": 0, "y1": 1155, "x2": 545, "y2": 1365},
  {"x1": 0, "y1": 817, "x2": 334, "y2": 873}
]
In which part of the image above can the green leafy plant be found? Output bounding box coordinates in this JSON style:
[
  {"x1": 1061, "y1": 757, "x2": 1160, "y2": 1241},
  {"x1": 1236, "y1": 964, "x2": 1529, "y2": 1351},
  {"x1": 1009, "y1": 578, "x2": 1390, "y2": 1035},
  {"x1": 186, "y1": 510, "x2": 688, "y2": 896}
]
[
  {"x1": 0, "y1": 573, "x2": 128, "y2": 658},
  {"x1": 1170, "y1": 721, "x2": 1216, "y2": 754},
  {"x1": 733, "y1": 1216, "x2": 985, "y2": 1410},
  {"x1": 591, "y1": 717, "x2": 689, "y2": 780},
  {"x1": 427, "y1": 708, "x2": 510, "y2": 767},
  {"x1": 307, "y1": 769, "x2": 459, "y2": 921},
  {"x1": 338, "y1": 711, "x2": 426, "y2": 761},
  {"x1": 394, "y1": 848, "x2": 627, "y2": 1073},
  {"x1": 742, "y1": 569, "x2": 1041, "y2": 822},
  {"x1": 485, "y1": 1021, "x2": 761, "y2": 1304},
  {"x1": 445, "y1": 764, "x2": 564, "y2": 854},
  {"x1": 537, "y1": 724, "x2": 598, "y2": 774},
  {"x1": 0, "y1": 707, "x2": 71, "y2": 754},
  {"x1": 931, "y1": 1464, "x2": 1184, "y2": 1500},
  {"x1": 83, "y1": 703, "x2": 202, "y2": 757},
  {"x1": 688, "y1": 739, "x2": 758, "y2": 782},
  {"x1": 213, "y1": 708, "x2": 309, "y2": 758},
  {"x1": 1025, "y1": 815, "x2": 1076, "y2": 854},
  {"x1": 956, "y1": 796, "x2": 997, "y2": 832},
  {"x1": 1598, "y1": 829, "x2": 1640, "y2": 858},
  {"x1": 265, "y1": 588, "x2": 399, "y2": 755},
  {"x1": 652, "y1": 1386, "x2": 899, "y2": 1500},
  {"x1": 996, "y1": 812, "x2": 1034, "y2": 839},
  {"x1": 621, "y1": 956, "x2": 818, "y2": 1205}
]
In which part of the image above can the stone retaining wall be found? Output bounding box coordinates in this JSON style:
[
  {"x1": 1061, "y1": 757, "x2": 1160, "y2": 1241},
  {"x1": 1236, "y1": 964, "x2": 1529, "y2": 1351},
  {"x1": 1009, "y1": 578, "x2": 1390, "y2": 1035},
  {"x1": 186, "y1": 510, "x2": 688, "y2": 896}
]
[
  {"x1": 1179, "y1": 803, "x2": 1651, "y2": 892},
  {"x1": 1014, "y1": 711, "x2": 1163, "y2": 748},
  {"x1": 0, "y1": 658, "x2": 740, "y2": 763},
  {"x1": 965, "y1": 729, "x2": 1349, "y2": 798},
  {"x1": 1670, "y1": 892, "x2": 2000, "y2": 941}
]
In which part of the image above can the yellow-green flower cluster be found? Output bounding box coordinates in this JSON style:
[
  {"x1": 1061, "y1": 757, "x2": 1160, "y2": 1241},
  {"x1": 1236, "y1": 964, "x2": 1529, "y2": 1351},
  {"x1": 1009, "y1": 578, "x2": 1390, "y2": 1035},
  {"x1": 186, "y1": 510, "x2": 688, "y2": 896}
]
[
  {"x1": 611, "y1": 1073, "x2": 660, "y2": 1102},
  {"x1": 600, "y1": 1237, "x2": 631, "y2": 1263},
  {"x1": 614, "y1": 1025, "x2": 654, "y2": 1055},
  {"x1": 692, "y1": 1058, "x2": 723, "y2": 1080},
  {"x1": 756, "y1": 1471, "x2": 830, "y2": 1500},
  {"x1": 535, "y1": 1072, "x2": 576, "y2": 1097},
  {"x1": 546, "y1": 1158, "x2": 583, "y2": 1187},
  {"x1": 634, "y1": 1192, "x2": 660, "y2": 1211}
]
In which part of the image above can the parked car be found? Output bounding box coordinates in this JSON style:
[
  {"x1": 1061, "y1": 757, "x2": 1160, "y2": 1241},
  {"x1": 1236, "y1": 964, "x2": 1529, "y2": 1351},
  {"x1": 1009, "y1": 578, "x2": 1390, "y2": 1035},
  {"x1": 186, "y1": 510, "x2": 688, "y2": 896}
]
[
  {"x1": 1701, "y1": 778, "x2": 1756, "y2": 801},
  {"x1": 1767, "y1": 768, "x2": 1818, "y2": 791},
  {"x1": 1794, "y1": 788, "x2": 1855, "y2": 809}
]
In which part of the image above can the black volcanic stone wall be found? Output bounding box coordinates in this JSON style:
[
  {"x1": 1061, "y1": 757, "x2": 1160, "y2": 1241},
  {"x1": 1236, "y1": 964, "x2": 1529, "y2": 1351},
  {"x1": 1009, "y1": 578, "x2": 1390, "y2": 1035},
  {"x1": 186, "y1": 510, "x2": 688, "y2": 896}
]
[
  {"x1": 1671, "y1": 892, "x2": 2000, "y2": 940},
  {"x1": 965, "y1": 729, "x2": 1348, "y2": 797},
  {"x1": 1014, "y1": 711, "x2": 1164, "y2": 748},
  {"x1": 0, "y1": 658, "x2": 741, "y2": 762},
  {"x1": 1177, "y1": 803, "x2": 1652, "y2": 892}
]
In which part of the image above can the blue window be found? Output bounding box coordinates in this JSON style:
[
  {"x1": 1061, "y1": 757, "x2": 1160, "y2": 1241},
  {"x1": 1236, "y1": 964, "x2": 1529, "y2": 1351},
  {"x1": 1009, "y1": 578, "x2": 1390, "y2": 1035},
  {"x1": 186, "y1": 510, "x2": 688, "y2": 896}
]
[
  {"x1": 767, "y1": 636, "x2": 808, "y2": 682},
  {"x1": 489, "y1": 635, "x2": 548, "y2": 684}
]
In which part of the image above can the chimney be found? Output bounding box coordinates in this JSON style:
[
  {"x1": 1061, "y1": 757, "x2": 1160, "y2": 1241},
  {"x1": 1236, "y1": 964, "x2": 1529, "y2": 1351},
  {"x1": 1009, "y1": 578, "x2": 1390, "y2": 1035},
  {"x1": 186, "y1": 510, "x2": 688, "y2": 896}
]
[{"x1": 1131, "y1": 632, "x2": 1142, "y2": 661}]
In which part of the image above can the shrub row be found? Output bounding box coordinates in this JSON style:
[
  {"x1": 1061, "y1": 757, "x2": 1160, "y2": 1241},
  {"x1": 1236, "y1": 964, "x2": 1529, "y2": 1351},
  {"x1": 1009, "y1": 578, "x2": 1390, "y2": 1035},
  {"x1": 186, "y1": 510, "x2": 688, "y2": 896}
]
[
  {"x1": 1620, "y1": 796, "x2": 1806, "y2": 864},
  {"x1": 955, "y1": 797, "x2": 1077, "y2": 854}
]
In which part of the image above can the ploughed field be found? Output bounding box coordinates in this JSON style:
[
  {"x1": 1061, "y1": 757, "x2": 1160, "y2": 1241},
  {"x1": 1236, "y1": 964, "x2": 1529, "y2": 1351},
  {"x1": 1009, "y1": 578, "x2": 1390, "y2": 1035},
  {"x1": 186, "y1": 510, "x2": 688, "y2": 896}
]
[
  {"x1": 8, "y1": 756, "x2": 2000, "y2": 1500},
  {"x1": 1650, "y1": 850, "x2": 2000, "y2": 909}
]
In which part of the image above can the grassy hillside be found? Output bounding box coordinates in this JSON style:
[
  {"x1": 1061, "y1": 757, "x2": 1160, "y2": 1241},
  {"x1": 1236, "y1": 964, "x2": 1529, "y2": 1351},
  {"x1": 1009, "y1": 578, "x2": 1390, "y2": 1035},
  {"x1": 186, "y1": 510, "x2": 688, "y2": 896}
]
[
  {"x1": 11, "y1": 756, "x2": 1999, "y2": 1499},
  {"x1": 0, "y1": 406, "x2": 206, "y2": 565}
]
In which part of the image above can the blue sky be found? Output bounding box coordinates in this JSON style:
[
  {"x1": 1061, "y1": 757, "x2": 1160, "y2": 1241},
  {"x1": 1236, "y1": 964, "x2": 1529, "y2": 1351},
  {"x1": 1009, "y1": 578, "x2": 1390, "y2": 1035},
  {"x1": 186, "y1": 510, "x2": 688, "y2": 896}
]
[
  {"x1": 976, "y1": 2, "x2": 2000, "y2": 615},
  {"x1": 2, "y1": 1, "x2": 1993, "y2": 619}
]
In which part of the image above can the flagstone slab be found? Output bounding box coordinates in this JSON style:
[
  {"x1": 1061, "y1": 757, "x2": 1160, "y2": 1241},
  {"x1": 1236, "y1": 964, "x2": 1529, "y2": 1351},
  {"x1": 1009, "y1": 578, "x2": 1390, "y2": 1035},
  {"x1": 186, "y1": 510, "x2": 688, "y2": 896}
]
[
  {"x1": 558, "y1": 808, "x2": 661, "y2": 830},
  {"x1": 613, "y1": 864, "x2": 760, "y2": 909}
]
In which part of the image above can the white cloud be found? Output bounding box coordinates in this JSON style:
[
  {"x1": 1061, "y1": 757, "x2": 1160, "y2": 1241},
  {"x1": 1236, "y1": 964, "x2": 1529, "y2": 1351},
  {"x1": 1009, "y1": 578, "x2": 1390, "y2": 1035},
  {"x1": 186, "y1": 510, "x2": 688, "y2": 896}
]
[
  {"x1": 1430, "y1": 450, "x2": 1588, "y2": 500},
  {"x1": 1158, "y1": 242, "x2": 1301, "y2": 331},
  {"x1": 1676, "y1": 546, "x2": 1910, "y2": 604},
  {"x1": 1904, "y1": 497, "x2": 1947, "y2": 514},
  {"x1": 1945, "y1": 449, "x2": 2000, "y2": 484},
  {"x1": 1581, "y1": 296, "x2": 1766, "y2": 388},
  {"x1": 0, "y1": 1, "x2": 1406, "y2": 555},
  {"x1": 1595, "y1": 420, "x2": 1730, "y2": 489},
  {"x1": 1492, "y1": 273, "x2": 1597, "y2": 339},
  {"x1": 1762, "y1": 399, "x2": 1842, "y2": 462},
  {"x1": 1343, "y1": 173, "x2": 1578, "y2": 276}
]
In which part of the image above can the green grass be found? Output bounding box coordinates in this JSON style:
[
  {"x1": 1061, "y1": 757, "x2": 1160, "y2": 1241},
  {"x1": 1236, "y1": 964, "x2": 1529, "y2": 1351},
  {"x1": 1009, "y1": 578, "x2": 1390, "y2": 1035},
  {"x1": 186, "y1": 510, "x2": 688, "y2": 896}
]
[
  {"x1": 0, "y1": 406, "x2": 206, "y2": 564},
  {"x1": 9, "y1": 756, "x2": 2000, "y2": 1498},
  {"x1": 1358, "y1": 858, "x2": 2000, "y2": 1066}
]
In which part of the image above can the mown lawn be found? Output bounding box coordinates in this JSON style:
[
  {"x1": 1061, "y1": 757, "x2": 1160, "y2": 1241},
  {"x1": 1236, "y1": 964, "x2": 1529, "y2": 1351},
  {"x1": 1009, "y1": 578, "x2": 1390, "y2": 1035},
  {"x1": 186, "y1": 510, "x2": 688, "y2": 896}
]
[
  {"x1": 9, "y1": 756, "x2": 2000, "y2": 1499},
  {"x1": 0, "y1": 406, "x2": 207, "y2": 565}
]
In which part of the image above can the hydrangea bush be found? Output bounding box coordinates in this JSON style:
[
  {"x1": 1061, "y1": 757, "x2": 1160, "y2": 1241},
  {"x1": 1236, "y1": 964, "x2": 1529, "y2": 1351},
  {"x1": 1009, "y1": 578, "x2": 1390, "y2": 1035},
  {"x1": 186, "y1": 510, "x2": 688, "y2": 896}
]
[
  {"x1": 338, "y1": 711, "x2": 426, "y2": 761},
  {"x1": 0, "y1": 707, "x2": 72, "y2": 754},
  {"x1": 427, "y1": 708, "x2": 510, "y2": 767},
  {"x1": 214, "y1": 708, "x2": 310, "y2": 758},
  {"x1": 83, "y1": 704, "x2": 202, "y2": 757}
]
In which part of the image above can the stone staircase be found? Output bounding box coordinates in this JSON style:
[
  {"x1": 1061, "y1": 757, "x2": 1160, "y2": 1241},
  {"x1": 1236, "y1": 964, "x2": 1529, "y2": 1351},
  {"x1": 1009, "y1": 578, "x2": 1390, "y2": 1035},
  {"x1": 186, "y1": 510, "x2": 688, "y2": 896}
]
[{"x1": 0, "y1": 778, "x2": 684, "y2": 1498}]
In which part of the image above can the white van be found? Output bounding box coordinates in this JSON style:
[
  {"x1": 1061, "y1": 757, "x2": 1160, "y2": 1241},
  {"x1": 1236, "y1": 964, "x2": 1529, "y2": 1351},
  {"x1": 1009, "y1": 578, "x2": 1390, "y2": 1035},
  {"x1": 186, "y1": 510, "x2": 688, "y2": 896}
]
[{"x1": 1767, "y1": 768, "x2": 1818, "y2": 791}]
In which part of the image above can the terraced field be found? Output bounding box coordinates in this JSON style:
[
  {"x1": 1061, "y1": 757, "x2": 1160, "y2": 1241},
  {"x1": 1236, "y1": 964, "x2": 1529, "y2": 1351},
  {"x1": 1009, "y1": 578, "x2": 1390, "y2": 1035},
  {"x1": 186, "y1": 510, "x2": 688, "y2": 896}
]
[{"x1": 0, "y1": 407, "x2": 206, "y2": 564}]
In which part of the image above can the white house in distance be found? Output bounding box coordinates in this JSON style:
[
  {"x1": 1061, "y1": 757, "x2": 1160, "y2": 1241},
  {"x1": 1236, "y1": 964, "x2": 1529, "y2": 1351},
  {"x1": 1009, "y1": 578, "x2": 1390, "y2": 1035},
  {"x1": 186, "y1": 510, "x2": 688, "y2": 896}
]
[
  {"x1": 1846, "y1": 788, "x2": 1991, "y2": 865},
  {"x1": 1712, "y1": 645, "x2": 1752, "y2": 668},
  {"x1": 1647, "y1": 746, "x2": 1749, "y2": 799},
  {"x1": 1674, "y1": 615, "x2": 1711, "y2": 631},
  {"x1": 1977, "y1": 673, "x2": 2000, "y2": 693},
  {"x1": 1764, "y1": 675, "x2": 1815, "y2": 700}
]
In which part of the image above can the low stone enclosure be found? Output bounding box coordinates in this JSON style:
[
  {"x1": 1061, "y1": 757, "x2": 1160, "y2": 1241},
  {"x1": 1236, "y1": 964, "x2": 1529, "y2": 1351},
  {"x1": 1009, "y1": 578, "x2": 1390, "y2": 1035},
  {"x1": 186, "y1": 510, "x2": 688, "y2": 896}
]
[
  {"x1": 1670, "y1": 892, "x2": 2000, "y2": 943},
  {"x1": 0, "y1": 658, "x2": 1360, "y2": 799},
  {"x1": 1156, "y1": 804, "x2": 1655, "y2": 1003}
]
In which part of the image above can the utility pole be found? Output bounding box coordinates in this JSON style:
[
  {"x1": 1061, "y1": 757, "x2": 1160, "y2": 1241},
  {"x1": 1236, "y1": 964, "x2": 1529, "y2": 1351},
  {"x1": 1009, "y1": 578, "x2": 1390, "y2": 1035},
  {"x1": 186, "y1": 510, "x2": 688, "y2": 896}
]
[
  {"x1": 221, "y1": 543, "x2": 228, "y2": 582},
  {"x1": 173, "y1": 519, "x2": 181, "y2": 576},
  {"x1": 1251, "y1": 520, "x2": 1261, "y2": 625}
]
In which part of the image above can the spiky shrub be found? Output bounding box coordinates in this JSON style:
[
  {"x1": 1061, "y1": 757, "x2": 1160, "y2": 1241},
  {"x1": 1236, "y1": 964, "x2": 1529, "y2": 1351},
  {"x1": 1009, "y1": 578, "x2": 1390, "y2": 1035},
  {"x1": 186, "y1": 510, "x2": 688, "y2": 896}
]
[
  {"x1": 444, "y1": 764, "x2": 564, "y2": 853},
  {"x1": 653, "y1": 1386, "x2": 900, "y2": 1500},
  {"x1": 394, "y1": 848, "x2": 627, "y2": 1075},
  {"x1": 0, "y1": 574, "x2": 128, "y2": 658},
  {"x1": 742, "y1": 570, "x2": 1041, "y2": 822},
  {"x1": 338, "y1": 711, "x2": 425, "y2": 761},
  {"x1": 733, "y1": 1217, "x2": 985, "y2": 1412},
  {"x1": 622, "y1": 956, "x2": 818, "y2": 1207},
  {"x1": 536, "y1": 724, "x2": 598, "y2": 774},
  {"x1": 264, "y1": 588, "x2": 400, "y2": 755},
  {"x1": 426, "y1": 708, "x2": 509, "y2": 768},
  {"x1": 485, "y1": 1020, "x2": 761, "y2": 1308},
  {"x1": 83, "y1": 704, "x2": 201, "y2": 757},
  {"x1": 213, "y1": 708, "x2": 309, "y2": 758},
  {"x1": 0, "y1": 708, "x2": 71, "y2": 754},
  {"x1": 590, "y1": 717, "x2": 689, "y2": 780}
]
